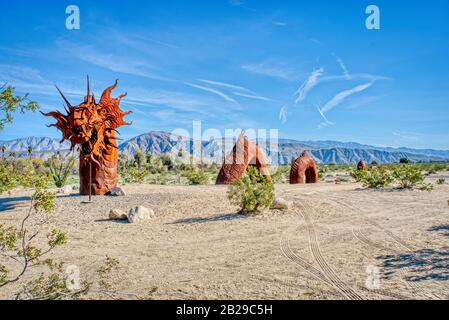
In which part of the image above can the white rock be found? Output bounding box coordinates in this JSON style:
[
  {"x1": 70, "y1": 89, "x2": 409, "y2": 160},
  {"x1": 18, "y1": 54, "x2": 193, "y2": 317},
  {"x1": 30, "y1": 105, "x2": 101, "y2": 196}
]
[
  {"x1": 128, "y1": 206, "x2": 154, "y2": 223},
  {"x1": 271, "y1": 197, "x2": 290, "y2": 210},
  {"x1": 58, "y1": 185, "x2": 73, "y2": 194},
  {"x1": 110, "y1": 187, "x2": 126, "y2": 196},
  {"x1": 109, "y1": 209, "x2": 128, "y2": 220}
]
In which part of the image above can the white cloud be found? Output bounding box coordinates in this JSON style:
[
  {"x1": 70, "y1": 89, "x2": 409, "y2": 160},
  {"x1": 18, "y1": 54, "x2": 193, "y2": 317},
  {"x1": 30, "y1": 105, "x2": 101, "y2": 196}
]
[
  {"x1": 295, "y1": 67, "x2": 324, "y2": 104},
  {"x1": 392, "y1": 131, "x2": 421, "y2": 142},
  {"x1": 232, "y1": 92, "x2": 271, "y2": 101},
  {"x1": 279, "y1": 105, "x2": 288, "y2": 124},
  {"x1": 316, "y1": 105, "x2": 334, "y2": 129},
  {"x1": 242, "y1": 62, "x2": 298, "y2": 80},
  {"x1": 321, "y1": 73, "x2": 390, "y2": 83},
  {"x1": 197, "y1": 79, "x2": 254, "y2": 93},
  {"x1": 334, "y1": 55, "x2": 350, "y2": 80},
  {"x1": 0, "y1": 64, "x2": 84, "y2": 99},
  {"x1": 321, "y1": 82, "x2": 374, "y2": 114},
  {"x1": 228, "y1": 0, "x2": 256, "y2": 11},
  {"x1": 273, "y1": 21, "x2": 287, "y2": 26},
  {"x1": 184, "y1": 82, "x2": 238, "y2": 104},
  {"x1": 55, "y1": 40, "x2": 168, "y2": 80}
]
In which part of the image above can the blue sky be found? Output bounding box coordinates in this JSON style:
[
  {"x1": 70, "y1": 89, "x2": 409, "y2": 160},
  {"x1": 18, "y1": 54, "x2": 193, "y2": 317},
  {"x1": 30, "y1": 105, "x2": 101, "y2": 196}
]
[{"x1": 0, "y1": 0, "x2": 448, "y2": 149}]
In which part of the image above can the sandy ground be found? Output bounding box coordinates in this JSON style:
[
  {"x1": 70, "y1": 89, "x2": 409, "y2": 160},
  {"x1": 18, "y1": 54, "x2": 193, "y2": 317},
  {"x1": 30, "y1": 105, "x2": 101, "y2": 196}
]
[{"x1": 1, "y1": 173, "x2": 448, "y2": 300}]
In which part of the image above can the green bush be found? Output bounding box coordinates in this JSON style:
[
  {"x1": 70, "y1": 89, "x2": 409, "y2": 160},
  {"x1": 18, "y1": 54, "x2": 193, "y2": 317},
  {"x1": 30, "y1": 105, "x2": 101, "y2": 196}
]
[
  {"x1": 0, "y1": 160, "x2": 17, "y2": 193},
  {"x1": 270, "y1": 166, "x2": 290, "y2": 184},
  {"x1": 148, "y1": 173, "x2": 172, "y2": 185},
  {"x1": 119, "y1": 166, "x2": 148, "y2": 184},
  {"x1": 159, "y1": 154, "x2": 175, "y2": 170},
  {"x1": 133, "y1": 151, "x2": 146, "y2": 169},
  {"x1": 351, "y1": 166, "x2": 394, "y2": 188},
  {"x1": 227, "y1": 166, "x2": 274, "y2": 214},
  {"x1": 47, "y1": 155, "x2": 76, "y2": 188},
  {"x1": 392, "y1": 164, "x2": 424, "y2": 189},
  {"x1": 184, "y1": 169, "x2": 208, "y2": 185},
  {"x1": 147, "y1": 155, "x2": 165, "y2": 174}
]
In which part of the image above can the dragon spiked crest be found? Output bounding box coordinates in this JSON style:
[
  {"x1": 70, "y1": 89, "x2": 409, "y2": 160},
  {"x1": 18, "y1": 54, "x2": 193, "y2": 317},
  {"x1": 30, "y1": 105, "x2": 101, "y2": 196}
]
[{"x1": 43, "y1": 77, "x2": 132, "y2": 195}]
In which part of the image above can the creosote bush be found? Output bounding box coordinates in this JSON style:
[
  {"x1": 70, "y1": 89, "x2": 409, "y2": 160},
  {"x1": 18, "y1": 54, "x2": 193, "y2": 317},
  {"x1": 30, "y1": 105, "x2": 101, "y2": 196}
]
[
  {"x1": 184, "y1": 169, "x2": 208, "y2": 185},
  {"x1": 351, "y1": 164, "x2": 432, "y2": 191},
  {"x1": 392, "y1": 164, "x2": 424, "y2": 189},
  {"x1": 351, "y1": 165, "x2": 394, "y2": 188},
  {"x1": 119, "y1": 166, "x2": 148, "y2": 184},
  {"x1": 227, "y1": 166, "x2": 274, "y2": 214}
]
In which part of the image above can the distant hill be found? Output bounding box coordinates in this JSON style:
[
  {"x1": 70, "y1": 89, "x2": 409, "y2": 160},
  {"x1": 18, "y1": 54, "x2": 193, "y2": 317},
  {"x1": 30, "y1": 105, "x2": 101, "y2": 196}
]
[
  {"x1": 0, "y1": 137, "x2": 70, "y2": 153},
  {"x1": 1, "y1": 131, "x2": 448, "y2": 164}
]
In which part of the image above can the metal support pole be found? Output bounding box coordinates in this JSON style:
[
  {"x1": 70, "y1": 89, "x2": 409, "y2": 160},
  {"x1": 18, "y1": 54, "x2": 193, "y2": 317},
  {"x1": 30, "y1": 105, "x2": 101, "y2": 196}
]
[{"x1": 89, "y1": 160, "x2": 92, "y2": 202}]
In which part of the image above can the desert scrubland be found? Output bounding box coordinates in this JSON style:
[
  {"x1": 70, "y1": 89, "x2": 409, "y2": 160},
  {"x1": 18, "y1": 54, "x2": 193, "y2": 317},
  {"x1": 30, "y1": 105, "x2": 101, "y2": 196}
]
[{"x1": 1, "y1": 171, "x2": 448, "y2": 300}]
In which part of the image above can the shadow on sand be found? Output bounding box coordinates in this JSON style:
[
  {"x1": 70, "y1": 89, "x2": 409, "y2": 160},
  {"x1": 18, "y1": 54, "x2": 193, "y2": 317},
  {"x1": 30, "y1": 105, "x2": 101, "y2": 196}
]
[
  {"x1": 378, "y1": 248, "x2": 449, "y2": 282},
  {"x1": 0, "y1": 193, "x2": 83, "y2": 212},
  {"x1": 0, "y1": 196, "x2": 31, "y2": 212},
  {"x1": 95, "y1": 218, "x2": 129, "y2": 224},
  {"x1": 428, "y1": 225, "x2": 449, "y2": 237},
  {"x1": 170, "y1": 212, "x2": 247, "y2": 225}
]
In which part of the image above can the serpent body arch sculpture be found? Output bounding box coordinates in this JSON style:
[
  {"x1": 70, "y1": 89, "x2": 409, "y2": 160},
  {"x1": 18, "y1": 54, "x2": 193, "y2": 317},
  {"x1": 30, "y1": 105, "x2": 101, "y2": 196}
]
[
  {"x1": 289, "y1": 151, "x2": 318, "y2": 184},
  {"x1": 43, "y1": 77, "x2": 131, "y2": 195},
  {"x1": 216, "y1": 133, "x2": 271, "y2": 184},
  {"x1": 357, "y1": 160, "x2": 366, "y2": 171}
]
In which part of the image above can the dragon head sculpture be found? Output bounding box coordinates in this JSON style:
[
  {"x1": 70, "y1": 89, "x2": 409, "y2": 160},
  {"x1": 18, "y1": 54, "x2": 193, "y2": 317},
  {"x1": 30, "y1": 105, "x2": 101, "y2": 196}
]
[{"x1": 43, "y1": 77, "x2": 131, "y2": 195}]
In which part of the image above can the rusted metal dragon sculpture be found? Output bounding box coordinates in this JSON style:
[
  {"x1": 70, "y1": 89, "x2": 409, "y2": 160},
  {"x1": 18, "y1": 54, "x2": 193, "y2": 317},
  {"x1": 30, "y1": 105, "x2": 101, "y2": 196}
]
[{"x1": 43, "y1": 77, "x2": 131, "y2": 195}]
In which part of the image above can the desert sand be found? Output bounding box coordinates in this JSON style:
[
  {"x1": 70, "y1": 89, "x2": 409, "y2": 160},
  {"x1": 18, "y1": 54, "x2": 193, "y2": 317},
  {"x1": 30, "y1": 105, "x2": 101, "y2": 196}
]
[{"x1": 1, "y1": 173, "x2": 448, "y2": 300}]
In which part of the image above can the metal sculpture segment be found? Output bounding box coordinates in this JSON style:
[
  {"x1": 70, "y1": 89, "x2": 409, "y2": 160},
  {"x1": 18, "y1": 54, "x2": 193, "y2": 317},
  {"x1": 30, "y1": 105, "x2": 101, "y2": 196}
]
[
  {"x1": 43, "y1": 77, "x2": 131, "y2": 195},
  {"x1": 357, "y1": 160, "x2": 366, "y2": 171},
  {"x1": 216, "y1": 133, "x2": 271, "y2": 184},
  {"x1": 289, "y1": 151, "x2": 319, "y2": 184}
]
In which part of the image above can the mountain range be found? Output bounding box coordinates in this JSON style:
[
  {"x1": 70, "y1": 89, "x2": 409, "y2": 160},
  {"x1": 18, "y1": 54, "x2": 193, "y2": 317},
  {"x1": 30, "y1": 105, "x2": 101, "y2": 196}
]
[{"x1": 1, "y1": 131, "x2": 448, "y2": 165}]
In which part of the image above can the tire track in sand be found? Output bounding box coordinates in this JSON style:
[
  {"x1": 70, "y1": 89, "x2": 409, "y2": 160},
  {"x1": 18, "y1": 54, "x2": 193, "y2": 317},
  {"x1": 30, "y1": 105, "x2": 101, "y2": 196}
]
[
  {"x1": 352, "y1": 227, "x2": 442, "y2": 299},
  {"x1": 296, "y1": 201, "x2": 365, "y2": 300},
  {"x1": 280, "y1": 196, "x2": 413, "y2": 299},
  {"x1": 320, "y1": 193, "x2": 444, "y2": 299}
]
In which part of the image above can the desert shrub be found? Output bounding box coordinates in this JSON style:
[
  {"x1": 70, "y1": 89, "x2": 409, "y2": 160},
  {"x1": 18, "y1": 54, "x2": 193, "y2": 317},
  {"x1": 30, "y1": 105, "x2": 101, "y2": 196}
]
[
  {"x1": 0, "y1": 160, "x2": 17, "y2": 193},
  {"x1": 204, "y1": 164, "x2": 219, "y2": 177},
  {"x1": 0, "y1": 164, "x2": 153, "y2": 299},
  {"x1": 147, "y1": 173, "x2": 171, "y2": 185},
  {"x1": 436, "y1": 178, "x2": 445, "y2": 185},
  {"x1": 133, "y1": 151, "x2": 146, "y2": 169},
  {"x1": 0, "y1": 167, "x2": 65, "y2": 298},
  {"x1": 392, "y1": 164, "x2": 424, "y2": 189},
  {"x1": 317, "y1": 165, "x2": 328, "y2": 176},
  {"x1": 159, "y1": 154, "x2": 175, "y2": 170},
  {"x1": 47, "y1": 155, "x2": 76, "y2": 188},
  {"x1": 421, "y1": 163, "x2": 447, "y2": 175},
  {"x1": 177, "y1": 162, "x2": 195, "y2": 172},
  {"x1": 227, "y1": 166, "x2": 274, "y2": 214},
  {"x1": 119, "y1": 166, "x2": 148, "y2": 184},
  {"x1": 399, "y1": 157, "x2": 410, "y2": 164},
  {"x1": 351, "y1": 166, "x2": 394, "y2": 188},
  {"x1": 118, "y1": 154, "x2": 129, "y2": 170},
  {"x1": 270, "y1": 165, "x2": 290, "y2": 183},
  {"x1": 184, "y1": 169, "x2": 208, "y2": 185},
  {"x1": 147, "y1": 155, "x2": 165, "y2": 174}
]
